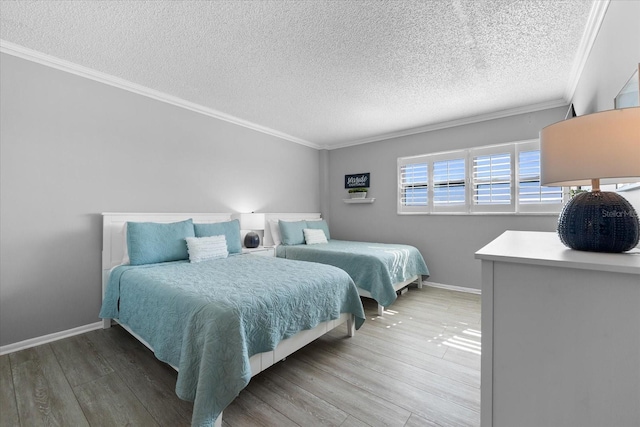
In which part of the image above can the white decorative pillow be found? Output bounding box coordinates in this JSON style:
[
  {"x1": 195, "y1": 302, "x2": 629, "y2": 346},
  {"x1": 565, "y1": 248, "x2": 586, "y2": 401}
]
[
  {"x1": 185, "y1": 235, "x2": 228, "y2": 263},
  {"x1": 303, "y1": 228, "x2": 328, "y2": 245},
  {"x1": 268, "y1": 219, "x2": 282, "y2": 246}
]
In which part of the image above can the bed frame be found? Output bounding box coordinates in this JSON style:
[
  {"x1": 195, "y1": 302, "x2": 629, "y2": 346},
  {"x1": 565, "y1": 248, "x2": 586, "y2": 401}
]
[
  {"x1": 101, "y1": 212, "x2": 355, "y2": 427},
  {"x1": 360, "y1": 276, "x2": 421, "y2": 315},
  {"x1": 263, "y1": 213, "x2": 422, "y2": 316}
]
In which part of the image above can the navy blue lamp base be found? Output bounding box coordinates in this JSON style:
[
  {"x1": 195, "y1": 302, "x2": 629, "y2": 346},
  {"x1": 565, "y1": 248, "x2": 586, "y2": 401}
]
[
  {"x1": 557, "y1": 191, "x2": 639, "y2": 253},
  {"x1": 244, "y1": 232, "x2": 260, "y2": 249}
]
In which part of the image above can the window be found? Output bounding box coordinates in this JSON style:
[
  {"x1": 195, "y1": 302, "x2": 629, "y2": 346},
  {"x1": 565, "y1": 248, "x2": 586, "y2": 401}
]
[
  {"x1": 433, "y1": 158, "x2": 465, "y2": 206},
  {"x1": 519, "y1": 150, "x2": 544, "y2": 203},
  {"x1": 398, "y1": 139, "x2": 565, "y2": 214},
  {"x1": 516, "y1": 141, "x2": 564, "y2": 213},
  {"x1": 400, "y1": 163, "x2": 428, "y2": 207},
  {"x1": 471, "y1": 146, "x2": 514, "y2": 213},
  {"x1": 398, "y1": 151, "x2": 467, "y2": 213}
]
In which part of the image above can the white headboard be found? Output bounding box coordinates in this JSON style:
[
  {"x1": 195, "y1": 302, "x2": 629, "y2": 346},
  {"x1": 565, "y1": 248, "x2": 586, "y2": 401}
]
[
  {"x1": 263, "y1": 212, "x2": 321, "y2": 247},
  {"x1": 102, "y1": 212, "x2": 233, "y2": 270},
  {"x1": 102, "y1": 212, "x2": 233, "y2": 296}
]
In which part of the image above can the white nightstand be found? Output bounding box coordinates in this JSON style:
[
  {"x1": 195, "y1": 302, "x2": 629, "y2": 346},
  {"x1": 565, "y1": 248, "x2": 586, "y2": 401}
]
[{"x1": 242, "y1": 246, "x2": 275, "y2": 257}]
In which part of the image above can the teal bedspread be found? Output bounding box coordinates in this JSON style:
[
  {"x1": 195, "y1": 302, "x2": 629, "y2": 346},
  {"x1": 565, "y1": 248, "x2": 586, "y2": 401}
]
[
  {"x1": 276, "y1": 240, "x2": 430, "y2": 307},
  {"x1": 100, "y1": 255, "x2": 365, "y2": 427}
]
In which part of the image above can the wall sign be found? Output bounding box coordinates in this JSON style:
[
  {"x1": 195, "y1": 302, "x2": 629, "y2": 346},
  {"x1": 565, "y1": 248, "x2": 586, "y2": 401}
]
[{"x1": 345, "y1": 173, "x2": 370, "y2": 189}]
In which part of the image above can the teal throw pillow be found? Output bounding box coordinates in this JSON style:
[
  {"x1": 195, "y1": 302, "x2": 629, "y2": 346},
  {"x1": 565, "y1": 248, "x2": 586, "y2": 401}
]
[
  {"x1": 194, "y1": 219, "x2": 242, "y2": 254},
  {"x1": 279, "y1": 220, "x2": 307, "y2": 245},
  {"x1": 127, "y1": 219, "x2": 194, "y2": 265}
]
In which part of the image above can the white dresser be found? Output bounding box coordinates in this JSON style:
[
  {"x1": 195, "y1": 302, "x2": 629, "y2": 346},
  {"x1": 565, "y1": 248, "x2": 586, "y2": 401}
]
[{"x1": 476, "y1": 231, "x2": 640, "y2": 427}]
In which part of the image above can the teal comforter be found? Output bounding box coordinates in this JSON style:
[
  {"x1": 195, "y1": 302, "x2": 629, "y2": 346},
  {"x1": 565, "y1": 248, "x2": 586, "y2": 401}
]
[
  {"x1": 276, "y1": 240, "x2": 430, "y2": 307},
  {"x1": 100, "y1": 255, "x2": 365, "y2": 427}
]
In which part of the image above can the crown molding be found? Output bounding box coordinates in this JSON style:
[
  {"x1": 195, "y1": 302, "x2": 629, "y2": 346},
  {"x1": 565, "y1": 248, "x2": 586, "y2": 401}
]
[
  {"x1": 0, "y1": 40, "x2": 320, "y2": 150},
  {"x1": 1, "y1": 39, "x2": 582, "y2": 152},
  {"x1": 323, "y1": 98, "x2": 567, "y2": 150},
  {"x1": 563, "y1": 0, "x2": 610, "y2": 103}
]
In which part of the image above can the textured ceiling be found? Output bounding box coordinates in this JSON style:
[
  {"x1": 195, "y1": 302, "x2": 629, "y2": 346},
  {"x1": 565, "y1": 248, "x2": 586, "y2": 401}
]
[{"x1": 0, "y1": 0, "x2": 599, "y2": 149}]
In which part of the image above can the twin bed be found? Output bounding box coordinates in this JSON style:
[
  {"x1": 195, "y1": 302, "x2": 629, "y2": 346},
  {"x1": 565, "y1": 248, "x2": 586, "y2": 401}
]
[
  {"x1": 100, "y1": 213, "x2": 365, "y2": 427},
  {"x1": 100, "y1": 212, "x2": 429, "y2": 426},
  {"x1": 264, "y1": 213, "x2": 430, "y2": 316}
]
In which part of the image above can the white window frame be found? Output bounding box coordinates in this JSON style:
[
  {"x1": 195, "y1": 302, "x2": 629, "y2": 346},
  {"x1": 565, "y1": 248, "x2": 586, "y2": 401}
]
[
  {"x1": 397, "y1": 139, "x2": 565, "y2": 215},
  {"x1": 516, "y1": 140, "x2": 566, "y2": 213},
  {"x1": 470, "y1": 144, "x2": 516, "y2": 213},
  {"x1": 430, "y1": 151, "x2": 467, "y2": 214},
  {"x1": 398, "y1": 156, "x2": 429, "y2": 214}
]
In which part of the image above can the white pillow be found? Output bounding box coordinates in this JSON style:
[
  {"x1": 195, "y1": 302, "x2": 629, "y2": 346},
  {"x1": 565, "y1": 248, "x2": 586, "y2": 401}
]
[
  {"x1": 121, "y1": 222, "x2": 130, "y2": 265},
  {"x1": 185, "y1": 235, "x2": 228, "y2": 263},
  {"x1": 268, "y1": 219, "x2": 282, "y2": 246},
  {"x1": 303, "y1": 228, "x2": 328, "y2": 245}
]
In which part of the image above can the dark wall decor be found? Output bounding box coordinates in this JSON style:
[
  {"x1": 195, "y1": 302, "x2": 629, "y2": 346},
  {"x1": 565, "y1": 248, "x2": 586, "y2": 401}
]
[{"x1": 345, "y1": 173, "x2": 370, "y2": 189}]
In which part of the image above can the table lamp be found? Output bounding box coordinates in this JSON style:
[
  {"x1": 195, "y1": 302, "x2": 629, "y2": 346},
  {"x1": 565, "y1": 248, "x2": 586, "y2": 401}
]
[
  {"x1": 540, "y1": 107, "x2": 640, "y2": 252},
  {"x1": 240, "y1": 212, "x2": 265, "y2": 248}
]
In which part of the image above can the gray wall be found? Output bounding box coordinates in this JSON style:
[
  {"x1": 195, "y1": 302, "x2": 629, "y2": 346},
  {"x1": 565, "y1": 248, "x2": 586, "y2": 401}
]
[
  {"x1": 2, "y1": 0, "x2": 638, "y2": 348},
  {"x1": 570, "y1": 0, "x2": 640, "y2": 245},
  {"x1": 571, "y1": 0, "x2": 639, "y2": 115},
  {"x1": 323, "y1": 0, "x2": 640, "y2": 291},
  {"x1": 324, "y1": 108, "x2": 565, "y2": 290},
  {"x1": 0, "y1": 54, "x2": 320, "y2": 347}
]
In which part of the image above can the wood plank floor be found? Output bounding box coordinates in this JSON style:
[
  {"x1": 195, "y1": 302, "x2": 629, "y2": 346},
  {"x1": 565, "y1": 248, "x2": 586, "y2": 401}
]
[{"x1": 0, "y1": 285, "x2": 480, "y2": 426}]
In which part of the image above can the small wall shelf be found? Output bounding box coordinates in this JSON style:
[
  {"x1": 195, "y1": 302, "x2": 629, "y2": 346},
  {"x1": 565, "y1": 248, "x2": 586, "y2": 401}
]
[{"x1": 343, "y1": 198, "x2": 376, "y2": 204}]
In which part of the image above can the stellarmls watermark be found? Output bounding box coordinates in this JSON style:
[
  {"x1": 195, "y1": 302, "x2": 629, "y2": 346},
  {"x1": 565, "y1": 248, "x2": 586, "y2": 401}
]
[{"x1": 602, "y1": 209, "x2": 638, "y2": 218}]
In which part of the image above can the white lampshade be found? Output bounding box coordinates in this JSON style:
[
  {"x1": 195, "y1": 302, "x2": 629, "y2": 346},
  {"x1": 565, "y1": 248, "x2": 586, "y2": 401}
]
[
  {"x1": 239, "y1": 213, "x2": 265, "y2": 231},
  {"x1": 540, "y1": 107, "x2": 640, "y2": 187}
]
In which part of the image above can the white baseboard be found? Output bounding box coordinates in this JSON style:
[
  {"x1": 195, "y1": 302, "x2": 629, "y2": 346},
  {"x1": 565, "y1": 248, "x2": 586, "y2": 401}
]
[
  {"x1": 0, "y1": 282, "x2": 478, "y2": 355},
  {"x1": 423, "y1": 281, "x2": 481, "y2": 295},
  {"x1": 0, "y1": 322, "x2": 103, "y2": 356}
]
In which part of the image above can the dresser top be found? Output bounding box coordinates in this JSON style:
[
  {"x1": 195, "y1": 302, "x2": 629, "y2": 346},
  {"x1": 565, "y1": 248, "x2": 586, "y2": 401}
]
[{"x1": 475, "y1": 231, "x2": 640, "y2": 275}]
